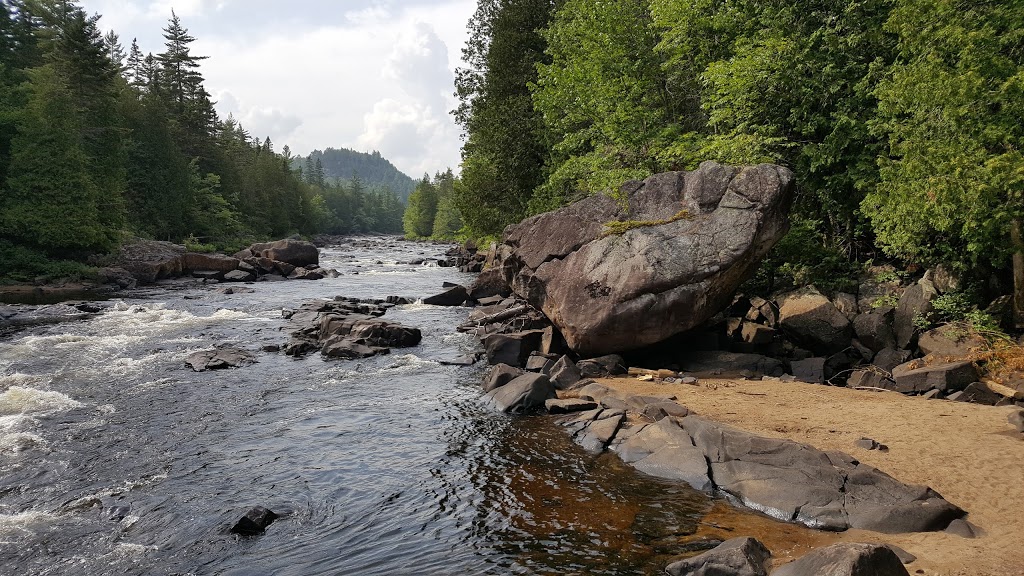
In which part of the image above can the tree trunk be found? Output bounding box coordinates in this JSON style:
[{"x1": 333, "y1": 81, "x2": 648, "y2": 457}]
[{"x1": 1013, "y1": 219, "x2": 1024, "y2": 329}]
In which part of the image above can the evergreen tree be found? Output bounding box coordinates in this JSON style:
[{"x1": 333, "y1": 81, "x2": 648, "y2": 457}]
[
  {"x1": 454, "y1": 0, "x2": 555, "y2": 236},
  {"x1": 103, "y1": 29, "x2": 124, "y2": 72},
  {"x1": 403, "y1": 174, "x2": 439, "y2": 238},
  {"x1": 0, "y1": 64, "x2": 114, "y2": 255}
]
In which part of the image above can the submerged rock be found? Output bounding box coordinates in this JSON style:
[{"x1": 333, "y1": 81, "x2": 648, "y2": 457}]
[
  {"x1": 230, "y1": 506, "x2": 279, "y2": 536},
  {"x1": 664, "y1": 537, "x2": 771, "y2": 576},
  {"x1": 185, "y1": 347, "x2": 256, "y2": 371},
  {"x1": 494, "y1": 162, "x2": 794, "y2": 355}
]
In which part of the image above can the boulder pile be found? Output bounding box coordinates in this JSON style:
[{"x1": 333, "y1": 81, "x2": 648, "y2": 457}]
[
  {"x1": 282, "y1": 296, "x2": 421, "y2": 359},
  {"x1": 108, "y1": 238, "x2": 339, "y2": 286}
]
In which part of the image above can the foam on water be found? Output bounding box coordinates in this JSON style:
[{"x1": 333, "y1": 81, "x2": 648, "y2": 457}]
[
  {"x1": 0, "y1": 511, "x2": 57, "y2": 536},
  {"x1": 0, "y1": 431, "x2": 46, "y2": 453},
  {"x1": 0, "y1": 386, "x2": 83, "y2": 416}
]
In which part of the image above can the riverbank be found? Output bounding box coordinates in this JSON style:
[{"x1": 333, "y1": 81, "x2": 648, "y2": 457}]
[{"x1": 592, "y1": 375, "x2": 1024, "y2": 576}]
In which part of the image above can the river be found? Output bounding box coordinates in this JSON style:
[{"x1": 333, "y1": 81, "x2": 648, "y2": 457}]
[{"x1": 0, "y1": 237, "x2": 713, "y2": 575}]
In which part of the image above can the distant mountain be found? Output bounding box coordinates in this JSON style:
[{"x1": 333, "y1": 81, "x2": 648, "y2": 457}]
[{"x1": 295, "y1": 148, "x2": 416, "y2": 202}]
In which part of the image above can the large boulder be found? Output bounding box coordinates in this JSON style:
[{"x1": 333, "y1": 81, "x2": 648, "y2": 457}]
[
  {"x1": 113, "y1": 239, "x2": 186, "y2": 283},
  {"x1": 778, "y1": 286, "x2": 853, "y2": 355},
  {"x1": 181, "y1": 253, "x2": 241, "y2": 274},
  {"x1": 852, "y1": 312, "x2": 897, "y2": 353},
  {"x1": 483, "y1": 373, "x2": 556, "y2": 413},
  {"x1": 891, "y1": 360, "x2": 978, "y2": 394},
  {"x1": 665, "y1": 537, "x2": 771, "y2": 576},
  {"x1": 772, "y1": 543, "x2": 910, "y2": 576},
  {"x1": 246, "y1": 239, "x2": 319, "y2": 267},
  {"x1": 493, "y1": 162, "x2": 794, "y2": 355}
]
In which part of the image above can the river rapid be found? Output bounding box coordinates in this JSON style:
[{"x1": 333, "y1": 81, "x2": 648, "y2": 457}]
[{"x1": 0, "y1": 237, "x2": 713, "y2": 576}]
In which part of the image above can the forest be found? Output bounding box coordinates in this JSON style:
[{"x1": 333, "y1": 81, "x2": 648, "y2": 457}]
[
  {"x1": 296, "y1": 148, "x2": 417, "y2": 203},
  {"x1": 0, "y1": 0, "x2": 405, "y2": 281},
  {"x1": 437, "y1": 0, "x2": 1023, "y2": 323}
]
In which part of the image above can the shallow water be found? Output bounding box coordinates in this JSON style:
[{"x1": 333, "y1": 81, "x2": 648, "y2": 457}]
[{"x1": 0, "y1": 237, "x2": 712, "y2": 575}]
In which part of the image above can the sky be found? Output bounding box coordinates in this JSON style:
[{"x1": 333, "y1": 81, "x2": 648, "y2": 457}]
[{"x1": 80, "y1": 0, "x2": 477, "y2": 177}]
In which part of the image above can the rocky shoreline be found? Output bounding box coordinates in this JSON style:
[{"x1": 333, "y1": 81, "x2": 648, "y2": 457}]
[{"x1": 413, "y1": 162, "x2": 1024, "y2": 574}]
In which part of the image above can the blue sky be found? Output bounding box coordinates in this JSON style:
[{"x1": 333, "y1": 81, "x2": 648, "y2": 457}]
[{"x1": 80, "y1": 0, "x2": 477, "y2": 176}]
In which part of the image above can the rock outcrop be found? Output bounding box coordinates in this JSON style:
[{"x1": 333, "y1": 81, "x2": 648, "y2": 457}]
[
  {"x1": 185, "y1": 347, "x2": 256, "y2": 371},
  {"x1": 556, "y1": 388, "x2": 965, "y2": 534},
  {"x1": 494, "y1": 162, "x2": 794, "y2": 355},
  {"x1": 282, "y1": 297, "x2": 421, "y2": 359}
]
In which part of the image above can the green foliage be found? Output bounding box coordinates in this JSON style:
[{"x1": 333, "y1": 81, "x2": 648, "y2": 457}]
[
  {"x1": 920, "y1": 289, "x2": 1001, "y2": 333},
  {"x1": 0, "y1": 240, "x2": 96, "y2": 283},
  {"x1": 182, "y1": 234, "x2": 215, "y2": 254},
  {"x1": 864, "y1": 0, "x2": 1024, "y2": 272},
  {"x1": 0, "y1": 1, "x2": 408, "y2": 281},
  {"x1": 745, "y1": 218, "x2": 862, "y2": 295},
  {"x1": 403, "y1": 175, "x2": 440, "y2": 239},
  {"x1": 453, "y1": 0, "x2": 554, "y2": 237}
]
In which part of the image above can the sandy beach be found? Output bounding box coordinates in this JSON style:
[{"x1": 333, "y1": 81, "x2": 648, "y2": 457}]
[{"x1": 593, "y1": 376, "x2": 1024, "y2": 575}]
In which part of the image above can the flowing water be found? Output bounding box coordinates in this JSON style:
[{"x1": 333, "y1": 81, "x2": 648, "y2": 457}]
[{"x1": 0, "y1": 237, "x2": 713, "y2": 575}]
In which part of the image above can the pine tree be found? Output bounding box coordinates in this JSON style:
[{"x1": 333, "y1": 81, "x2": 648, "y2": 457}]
[
  {"x1": 125, "y1": 37, "x2": 142, "y2": 85},
  {"x1": 103, "y1": 29, "x2": 125, "y2": 73},
  {"x1": 0, "y1": 64, "x2": 114, "y2": 254}
]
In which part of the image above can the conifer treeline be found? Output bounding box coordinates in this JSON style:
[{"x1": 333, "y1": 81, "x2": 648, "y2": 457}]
[
  {"x1": 0, "y1": 0, "x2": 403, "y2": 278},
  {"x1": 452, "y1": 0, "x2": 1024, "y2": 300}
]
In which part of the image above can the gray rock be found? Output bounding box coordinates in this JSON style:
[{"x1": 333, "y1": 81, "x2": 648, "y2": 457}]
[
  {"x1": 791, "y1": 357, "x2": 826, "y2": 384},
  {"x1": 884, "y1": 544, "x2": 917, "y2": 565},
  {"x1": 230, "y1": 506, "x2": 279, "y2": 536},
  {"x1": 616, "y1": 418, "x2": 711, "y2": 491},
  {"x1": 493, "y1": 162, "x2": 794, "y2": 355},
  {"x1": 575, "y1": 409, "x2": 625, "y2": 452},
  {"x1": 956, "y1": 382, "x2": 1002, "y2": 405},
  {"x1": 772, "y1": 543, "x2": 910, "y2": 576},
  {"x1": 740, "y1": 322, "x2": 775, "y2": 345},
  {"x1": 544, "y1": 398, "x2": 598, "y2": 414},
  {"x1": 524, "y1": 354, "x2": 555, "y2": 373},
  {"x1": 893, "y1": 280, "x2": 937, "y2": 349},
  {"x1": 640, "y1": 401, "x2": 691, "y2": 421},
  {"x1": 468, "y1": 267, "x2": 511, "y2": 300},
  {"x1": 484, "y1": 373, "x2": 555, "y2": 413},
  {"x1": 223, "y1": 269, "x2": 255, "y2": 282},
  {"x1": 843, "y1": 463, "x2": 964, "y2": 533},
  {"x1": 778, "y1": 286, "x2": 854, "y2": 355},
  {"x1": 846, "y1": 369, "x2": 896, "y2": 390},
  {"x1": 834, "y1": 292, "x2": 859, "y2": 320},
  {"x1": 1009, "y1": 409, "x2": 1024, "y2": 433},
  {"x1": 484, "y1": 330, "x2": 545, "y2": 367},
  {"x1": 917, "y1": 326, "x2": 986, "y2": 358},
  {"x1": 423, "y1": 284, "x2": 469, "y2": 306},
  {"x1": 678, "y1": 415, "x2": 964, "y2": 532},
  {"x1": 872, "y1": 347, "x2": 911, "y2": 373},
  {"x1": 664, "y1": 537, "x2": 771, "y2": 576},
  {"x1": 185, "y1": 347, "x2": 255, "y2": 371},
  {"x1": 853, "y1": 312, "x2": 897, "y2": 353},
  {"x1": 482, "y1": 364, "x2": 524, "y2": 392},
  {"x1": 247, "y1": 239, "x2": 319, "y2": 267},
  {"x1": 576, "y1": 354, "x2": 627, "y2": 377},
  {"x1": 891, "y1": 360, "x2": 978, "y2": 393},
  {"x1": 548, "y1": 355, "x2": 583, "y2": 389},
  {"x1": 944, "y1": 518, "x2": 981, "y2": 538}
]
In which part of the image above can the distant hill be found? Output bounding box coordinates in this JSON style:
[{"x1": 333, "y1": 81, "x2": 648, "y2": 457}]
[{"x1": 295, "y1": 148, "x2": 416, "y2": 202}]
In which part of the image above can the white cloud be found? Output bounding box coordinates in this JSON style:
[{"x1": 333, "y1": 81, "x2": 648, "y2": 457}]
[{"x1": 83, "y1": 0, "x2": 476, "y2": 177}]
